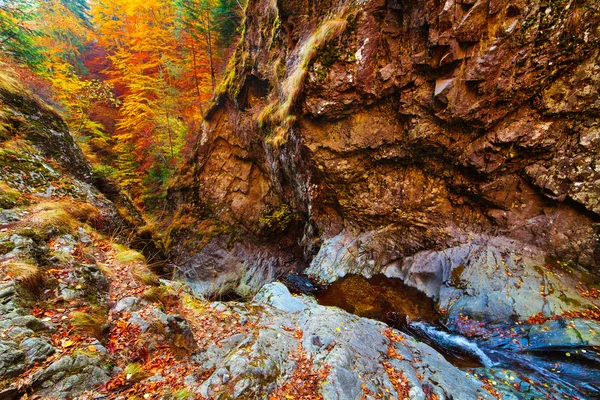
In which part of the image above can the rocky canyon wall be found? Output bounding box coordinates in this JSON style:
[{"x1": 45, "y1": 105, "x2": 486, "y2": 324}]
[{"x1": 167, "y1": 0, "x2": 600, "y2": 321}]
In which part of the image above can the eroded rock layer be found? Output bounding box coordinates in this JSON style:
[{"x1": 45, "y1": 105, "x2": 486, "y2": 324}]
[{"x1": 168, "y1": 0, "x2": 600, "y2": 321}]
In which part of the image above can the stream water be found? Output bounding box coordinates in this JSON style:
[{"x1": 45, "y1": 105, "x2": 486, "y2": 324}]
[{"x1": 313, "y1": 274, "x2": 600, "y2": 399}]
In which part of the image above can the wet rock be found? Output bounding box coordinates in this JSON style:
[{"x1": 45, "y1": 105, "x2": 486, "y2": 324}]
[
  {"x1": 114, "y1": 296, "x2": 143, "y2": 313},
  {"x1": 526, "y1": 319, "x2": 600, "y2": 351},
  {"x1": 281, "y1": 272, "x2": 321, "y2": 294},
  {"x1": 8, "y1": 315, "x2": 55, "y2": 332},
  {"x1": 166, "y1": 0, "x2": 600, "y2": 330},
  {"x1": 309, "y1": 233, "x2": 599, "y2": 324},
  {"x1": 0, "y1": 283, "x2": 19, "y2": 315},
  {"x1": 0, "y1": 388, "x2": 20, "y2": 400},
  {"x1": 53, "y1": 234, "x2": 77, "y2": 254},
  {"x1": 128, "y1": 312, "x2": 151, "y2": 332},
  {"x1": 6, "y1": 326, "x2": 34, "y2": 340},
  {"x1": 253, "y1": 282, "x2": 315, "y2": 313},
  {"x1": 472, "y1": 368, "x2": 574, "y2": 399}
]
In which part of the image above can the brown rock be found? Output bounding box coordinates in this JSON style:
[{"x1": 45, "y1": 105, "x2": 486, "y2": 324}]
[{"x1": 167, "y1": 0, "x2": 600, "y2": 299}]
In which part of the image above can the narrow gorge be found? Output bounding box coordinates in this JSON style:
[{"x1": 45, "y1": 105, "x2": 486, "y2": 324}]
[{"x1": 1, "y1": 0, "x2": 599, "y2": 398}]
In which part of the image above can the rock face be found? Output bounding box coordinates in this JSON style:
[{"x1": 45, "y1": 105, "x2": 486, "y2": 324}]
[{"x1": 168, "y1": 0, "x2": 600, "y2": 319}]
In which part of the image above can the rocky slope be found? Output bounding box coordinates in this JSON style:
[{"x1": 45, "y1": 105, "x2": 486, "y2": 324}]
[{"x1": 167, "y1": 0, "x2": 600, "y2": 324}]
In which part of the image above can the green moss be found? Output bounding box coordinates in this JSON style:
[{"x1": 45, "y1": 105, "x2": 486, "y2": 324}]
[
  {"x1": 259, "y1": 16, "x2": 349, "y2": 132},
  {"x1": 0, "y1": 147, "x2": 53, "y2": 174},
  {"x1": 318, "y1": 44, "x2": 343, "y2": 68},
  {"x1": 311, "y1": 64, "x2": 329, "y2": 83},
  {"x1": 259, "y1": 204, "x2": 293, "y2": 231},
  {"x1": 558, "y1": 293, "x2": 582, "y2": 307},
  {"x1": 0, "y1": 241, "x2": 15, "y2": 254}
]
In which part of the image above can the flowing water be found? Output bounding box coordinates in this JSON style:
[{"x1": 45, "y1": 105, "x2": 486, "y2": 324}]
[
  {"x1": 313, "y1": 274, "x2": 600, "y2": 399},
  {"x1": 314, "y1": 274, "x2": 486, "y2": 368}
]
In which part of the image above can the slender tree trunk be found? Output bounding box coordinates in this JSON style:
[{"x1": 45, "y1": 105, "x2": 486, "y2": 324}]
[
  {"x1": 190, "y1": 33, "x2": 205, "y2": 116},
  {"x1": 205, "y1": 9, "x2": 216, "y2": 94},
  {"x1": 165, "y1": 110, "x2": 175, "y2": 160}
]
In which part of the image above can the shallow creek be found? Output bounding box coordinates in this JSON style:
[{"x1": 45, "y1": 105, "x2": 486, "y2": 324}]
[{"x1": 313, "y1": 274, "x2": 600, "y2": 398}]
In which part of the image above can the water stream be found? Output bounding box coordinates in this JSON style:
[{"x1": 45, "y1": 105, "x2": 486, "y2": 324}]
[{"x1": 313, "y1": 274, "x2": 600, "y2": 398}]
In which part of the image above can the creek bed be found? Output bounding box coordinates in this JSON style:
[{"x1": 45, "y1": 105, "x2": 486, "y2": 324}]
[
  {"x1": 314, "y1": 274, "x2": 484, "y2": 368},
  {"x1": 313, "y1": 274, "x2": 600, "y2": 399}
]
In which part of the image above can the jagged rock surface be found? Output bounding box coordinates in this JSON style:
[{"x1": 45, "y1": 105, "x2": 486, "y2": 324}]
[{"x1": 168, "y1": 0, "x2": 600, "y2": 321}]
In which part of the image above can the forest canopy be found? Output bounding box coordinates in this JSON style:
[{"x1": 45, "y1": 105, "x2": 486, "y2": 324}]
[{"x1": 0, "y1": 0, "x2": 245, "y2": 211}]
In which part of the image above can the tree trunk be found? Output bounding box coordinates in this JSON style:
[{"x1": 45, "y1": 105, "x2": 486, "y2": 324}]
[
  {"x1": 190, "y1": 33, "x2": 205, "y2": 116},
  {"x1": 205, "y1": 9, "x2": 216, "y2": 94}
]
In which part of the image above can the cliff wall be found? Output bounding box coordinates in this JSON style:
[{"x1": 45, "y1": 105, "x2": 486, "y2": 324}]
[{"x1": 168, "y1": 0, "x2": 600, "y2": 320}]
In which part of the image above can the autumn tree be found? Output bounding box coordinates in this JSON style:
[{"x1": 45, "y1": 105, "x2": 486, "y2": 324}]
[
  {"x1": 0, "y1": 0, "x2": 44, "y2": 69},
  {"x1": 2, "y1": 0, "x2": 245, "y2": 212}
]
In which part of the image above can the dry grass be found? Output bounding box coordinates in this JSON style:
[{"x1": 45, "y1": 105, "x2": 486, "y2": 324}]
[
  {"x1": 132, "y1": 264, "x2": 160, "y2": 286},
  {"x1": 27, "y1": 207, "x2": 75, "y2": 235},
  {"x1": 70, "y1": 310, "x2": 107, "y2": 339},
  {"x1": 0, "y1": 61, "x2": 22, "y2": 139},
  {"x1": 257, "y1": 101, "x2": 279, "y2": 128},
  {"x1": 265, "y1": 126, "x2": 290, "y2": 148},
  {"x1": 124, "y1": 362, "x2": 150, "y2": 383},
  {"x1": 283, "y1": 18, "x2": 347, "y2": 108},
  {"x1": 141, "y1": 286, "x2": 178, "y2": 307},
  {"x1": 97, "y1": 262, "x2": 115, "y2": 279},
  {"x1": 60, "y1": 201, "x2": 99, "y2": 222},
  {"x1": 0, "y1": 63, "x2": 24, "y2": 94},
  {"x1": 114, "y1": 249, "x2": 146, "y2": 265},
  {"x1": 25, "y1": 201, "x2": 99, "y2": 236},
  {"x1": 0, "y1": 106, "x2": 10, "y2": 139},
  {"x1": 5, "y1": 261, "x2": 45, "y2": 295},
  {"x1": 0, "y1": 182, "x2": 27, "y2": 208}
]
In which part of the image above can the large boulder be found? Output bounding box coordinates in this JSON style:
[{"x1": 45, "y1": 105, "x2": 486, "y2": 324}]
[{"x1": 185, "y1": 282, "x2": 496, "y2": 399}]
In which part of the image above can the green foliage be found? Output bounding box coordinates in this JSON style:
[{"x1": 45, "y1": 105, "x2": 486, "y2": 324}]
[
  {"x1": 58, "y1": 0, "x2": 91, "y2": 26},
  {"x1": 214, "y1": 0, "x2": 246, "y2": 49},
  {"x1": 92, "y1": 164, "x2": 119, "y2": 180},
  {"x1": 259, "y1": 204, "x2": 293, "y2": 231},
  {"x1": 0, "y1": 1, "x2": 45, "y2": 70}
]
